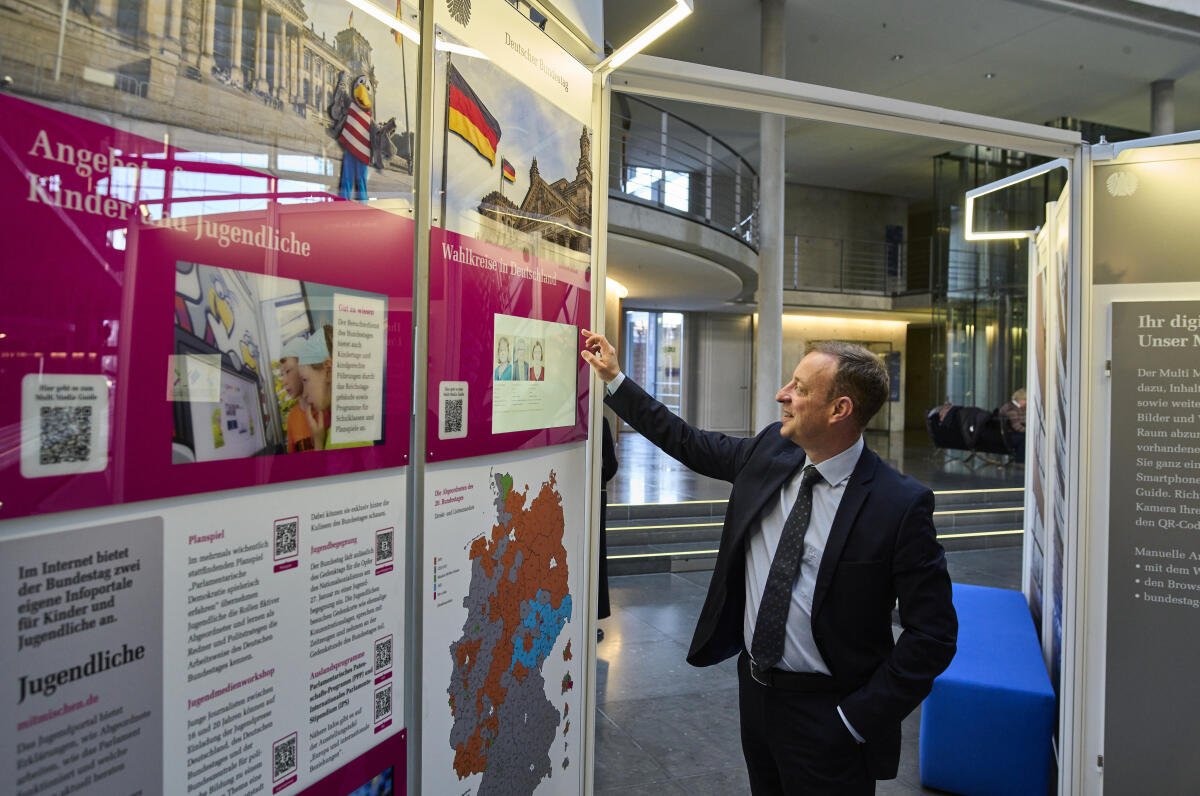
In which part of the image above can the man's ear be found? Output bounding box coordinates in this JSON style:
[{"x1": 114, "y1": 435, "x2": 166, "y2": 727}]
[{"x1": 830, "y1": 396, "x2": 854, "y2": 425}]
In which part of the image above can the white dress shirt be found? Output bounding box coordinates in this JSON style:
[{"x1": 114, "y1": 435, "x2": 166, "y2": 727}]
[
  {"x1": 743, "y1": 436, "x2": 866, "y2": 741},
  {"x1": 742, "y1": 435, "x2": 863, "y2": 674}
]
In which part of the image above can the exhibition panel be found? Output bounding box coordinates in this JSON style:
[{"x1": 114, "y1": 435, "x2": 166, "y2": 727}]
[
  {"x1": 3, "y1": 472, "x2": 409, "y2": 795},
  {"x1": 0, "y1": 0, "x2": 420, "y2": 792},
  {"x1": 418, "y1": 2, "x2": 597, "y2": 794},
  {"x1": 1084, "y1": 141, "x2": 1200, "y2": 794},
  {"x1": 0, "y1": 5, "x2": 418, "y2": 518},
  {"x1": 424, "y1": 0, "x2": 594, "y2": 462},
  {"x1": 422, "y1": 445, "x2": 588, "y2": 793}
]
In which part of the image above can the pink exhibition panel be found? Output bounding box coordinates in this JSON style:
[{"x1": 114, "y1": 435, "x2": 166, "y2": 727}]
[
  {"x1": 0, "y1": 94, "x2": 414, "y2": 520},
  {"x1": 426, "y1": 227, "x2": 591, "y2": 462}
]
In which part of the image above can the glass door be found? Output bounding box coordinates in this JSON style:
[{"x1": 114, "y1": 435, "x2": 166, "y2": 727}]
[{"x1": 622, "y1": 310, "x2": 684, "y2": 415}]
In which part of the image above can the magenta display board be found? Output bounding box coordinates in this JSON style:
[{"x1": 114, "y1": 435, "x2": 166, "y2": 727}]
[
  {"x1": 296, "y1": 729, "x2": 405, "y2": 795},
  {"x1": 0, "y1": 94, "x2": 414, "y2": 520},
  {"x1": 426, "y1": 228, "x2": 590, "y2": 461}
]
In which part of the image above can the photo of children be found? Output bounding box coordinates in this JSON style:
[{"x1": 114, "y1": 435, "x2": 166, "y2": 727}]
[
  {"x1": 173, "y1": 262, "x2": 387, "y2": 462},
  {"x1": 279, "y1": 337, "x2": 314, "y2": 452}
]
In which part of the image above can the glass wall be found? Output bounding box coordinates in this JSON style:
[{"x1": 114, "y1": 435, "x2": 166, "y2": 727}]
[
  {"x1": 623, "y1": 310, "x2": 684, "y2": 415},
  {"x1": 930, "y1": 145, "x2": 1059, "y2": 410}
]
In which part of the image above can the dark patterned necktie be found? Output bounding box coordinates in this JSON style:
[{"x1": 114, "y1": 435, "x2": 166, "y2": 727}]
[{"x1": 750, "y1": 464, "x2": 823, "y2": 671}]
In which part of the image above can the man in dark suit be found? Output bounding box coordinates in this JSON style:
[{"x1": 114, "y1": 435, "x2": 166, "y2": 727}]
[{"x1": 581, "y1": 331, "x2": 956, "y2": 794}]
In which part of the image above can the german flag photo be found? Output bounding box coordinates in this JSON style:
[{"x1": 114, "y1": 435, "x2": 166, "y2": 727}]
[
  {"x1": 448, "y1": 64, "x2": 501, "y2": 165},
  {"x1": 501, "y1": 159, "x2": 516, "y2": 183}
]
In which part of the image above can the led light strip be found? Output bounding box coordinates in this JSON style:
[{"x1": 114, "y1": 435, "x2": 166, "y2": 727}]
[
  {"x1": 963, "y1": 158, "x2": 1069, "y2": 241},
  {"x1": 597, "y1": 0, "x2": 693, "y2": 73},
  {"x1": 608, "y1": 529, "x2": 1025, "y2": 560},
  {"x1": 342, "y1": 0, "x2": 419, "y2": 42},
  {"x1": 612, "y1": 487, "x2": 1024, "y2": 510},
  {"x1": 608, "y1": 521, "x2": 723, "y2": 531}
]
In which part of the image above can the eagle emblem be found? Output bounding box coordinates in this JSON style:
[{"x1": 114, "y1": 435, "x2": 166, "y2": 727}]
[
  {"x1": 447, "y1": 0, "x2": 470, "y2": 26},
  {"x1": 1105, "y1": 171, "x2": 1138, "y2": 198}
]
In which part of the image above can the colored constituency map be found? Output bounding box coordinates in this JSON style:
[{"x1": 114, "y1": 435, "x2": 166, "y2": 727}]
[{"x1": 448, "y1": 469, "x2": 572, "y2": 793}]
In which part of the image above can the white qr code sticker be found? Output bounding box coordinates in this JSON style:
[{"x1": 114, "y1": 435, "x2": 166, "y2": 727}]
[
  {"x1": 21, "y1": 374, "x2": 110, "y2": 479},
  {"x1": 374, "y1": 683, "x2": 393, "y2": 723},
  {"x1": 272, "y1": 733, "x2": 298, "y2": 781},
  {"x1": 438, "y1": 381, "x2": 468, "y2": 440}
]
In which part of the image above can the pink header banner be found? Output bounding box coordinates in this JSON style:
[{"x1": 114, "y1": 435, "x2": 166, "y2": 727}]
[
  {"x1": 426, "y1": 227, "x2": 591, "y2": 461},
  {"x1": 0, "y1": 94, "x2": 414, "y2": 520}
]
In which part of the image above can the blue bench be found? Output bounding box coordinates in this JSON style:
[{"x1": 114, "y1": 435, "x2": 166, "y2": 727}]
[{"x1": 919, "y1": 583, "x2": 1055, "y2": 796}]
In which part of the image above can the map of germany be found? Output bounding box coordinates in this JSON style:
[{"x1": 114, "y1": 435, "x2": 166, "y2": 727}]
[{"x1": 448, "y1": 469, "x2": 572, "y2": 793}]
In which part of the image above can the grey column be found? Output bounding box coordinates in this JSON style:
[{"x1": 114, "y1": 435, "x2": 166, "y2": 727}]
[
  {"x1": 754, "y1": 0, "x2": 786, "y2": 433},
  {"x1": 201, "y1": 0, "x2": 216, "y2": 65},
  {"x1": 273, "y1": 17, "x2": 282, "y2": 96},
  {"x1": 294, "y1": 33, "x2": 302, "y2": 103},
  {"x1": 1151, "y1": 79, "x2": 1175, "y2": 137},
  {"x1": 257, "y1": 2, "x2": 268, "y2": 89},
  {"x1": 168, "y1": 0, "x2": 182, "y2": 41},
  {"x1": 145, "y1": 0, "x2": 168, "y2": 41},
  {"x1": 231, "y1": 0, "x2": 243, "y2": 81}
]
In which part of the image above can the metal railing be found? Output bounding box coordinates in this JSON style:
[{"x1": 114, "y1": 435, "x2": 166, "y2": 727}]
[
  {"x1": 786, "y1": 234, "x2": 906, "y2": 295},
  {"x1": 609, "y1": 93, "x2": 759, "y2": 250}
]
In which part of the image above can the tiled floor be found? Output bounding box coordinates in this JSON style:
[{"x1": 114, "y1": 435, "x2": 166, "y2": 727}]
[
  {"x1": 595, "y1": 549, "x2": 1024, "y2": 794},
  {"x1": 596, "y1": 425, "x2": 1027, "y2": 794}
]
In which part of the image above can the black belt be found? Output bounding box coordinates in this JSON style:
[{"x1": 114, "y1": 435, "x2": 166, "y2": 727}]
[{"x1": 742, "y1": 652, "x2": 839, "y2": 693}]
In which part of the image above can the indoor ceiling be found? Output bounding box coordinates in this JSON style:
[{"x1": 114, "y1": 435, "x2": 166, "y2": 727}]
[
  {"x1": 607, "y1": 232, "x2": 746, "y2": 310},
  {"x1": 602, "y1": 0, "x2": 1200, "y2": 200}
]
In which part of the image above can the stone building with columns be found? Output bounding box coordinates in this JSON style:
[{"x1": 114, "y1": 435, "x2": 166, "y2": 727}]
[
  {"x1": 478, "y1": 126, "x2": 593, "y2": 255},
  {"x1": 0, "y1": 0, "x2": 411, "y2": 172}
]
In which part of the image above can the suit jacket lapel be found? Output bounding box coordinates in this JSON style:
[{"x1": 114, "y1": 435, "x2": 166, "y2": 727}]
[
  {"x1": 811, "y1": 447, "x2": 878, "y2": 620},
  {"x1": 731, "y1": 444, "x2": 806, "y2": 549}
]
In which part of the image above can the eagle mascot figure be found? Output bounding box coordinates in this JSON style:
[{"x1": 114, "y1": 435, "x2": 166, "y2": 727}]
[{"x1": 328, "y1": 72, "x2": 397, "y2": 201}]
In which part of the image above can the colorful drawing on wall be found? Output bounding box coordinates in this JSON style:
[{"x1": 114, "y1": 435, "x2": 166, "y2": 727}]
[{"x1": 173, "y1": 262, "x2": 388, "y2": 462}]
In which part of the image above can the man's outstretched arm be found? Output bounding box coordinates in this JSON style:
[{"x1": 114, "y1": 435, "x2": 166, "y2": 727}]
[{"x1": 580, "y1": 329, "x2": 764, "y2": 483}]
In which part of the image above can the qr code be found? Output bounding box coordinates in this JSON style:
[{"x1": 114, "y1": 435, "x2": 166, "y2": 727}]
[
  {"x1": 274, "y1": 518, "x2": 298, "y2": 559},
  {"x1": 39, "y1": 406, "x2": 92, "y2": 465},
  {"x1": 374, "y1": 685, "x2": 392, "y2": 722},
  {"x1": 375, "y1": 636, "x2": 393, "y2": 672},
  {"x1": 376, "y1": 529, "x2": 393, "y2": 563},
  {"x1": 443, "y1": 398, "x2": 463, "y2": 434},
  {"x1": 273, "y1": 735, "x2": 297, "y2": 781}
]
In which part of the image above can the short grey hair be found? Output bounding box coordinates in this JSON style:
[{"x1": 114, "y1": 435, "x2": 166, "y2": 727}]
[{"x1": 807, "y1": 341, "x2": 889, "y2": 430}]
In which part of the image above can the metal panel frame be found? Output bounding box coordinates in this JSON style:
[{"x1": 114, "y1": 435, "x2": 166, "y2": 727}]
[
  {"x1": 607, "y1": 52, "x2": 1087, "y2": 795},
  {"x1": 1076, "y1": 134, "x2": 1200, "y2": 794},
  {"x1": 404, "y1": 30, "x2": 1095, "y2": 796},
  {"x1": 404, "y1": 4, "x2": 437, "y2": 795},
  {"x1": 611, "y1": 55, "x2": 1081, "y2": 158}
]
